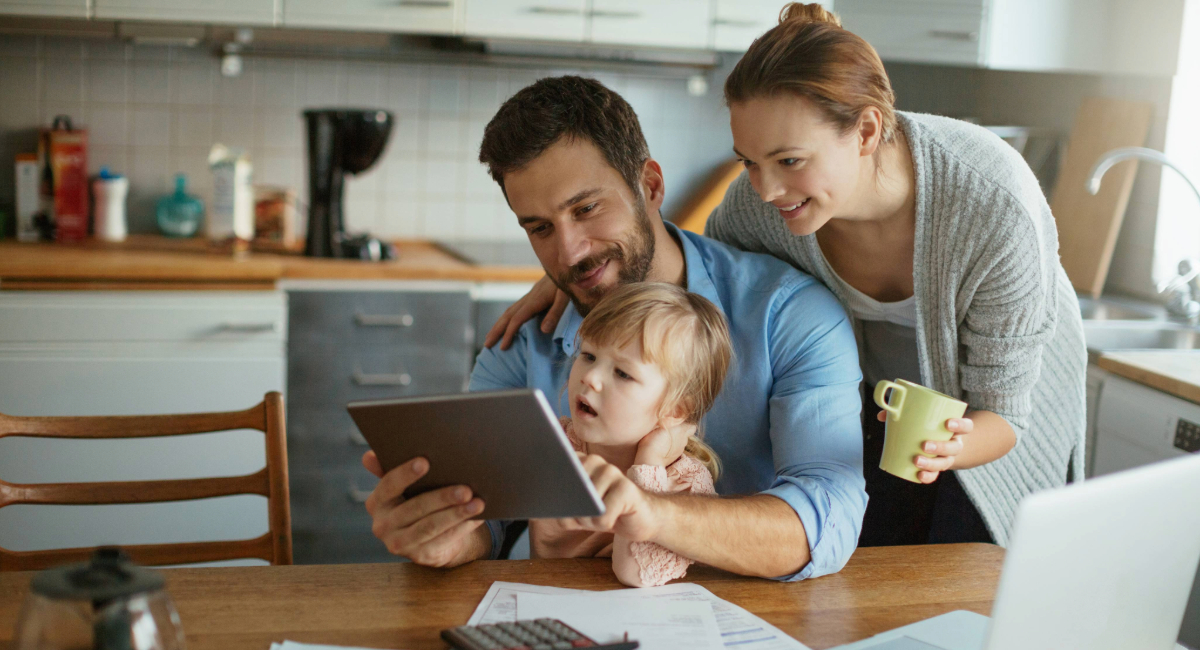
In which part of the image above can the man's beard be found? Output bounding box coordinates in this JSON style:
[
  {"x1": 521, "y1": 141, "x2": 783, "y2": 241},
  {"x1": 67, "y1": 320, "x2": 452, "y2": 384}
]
[{"x1": 551, "y1": 198, "x2": 656, "y2": 316}]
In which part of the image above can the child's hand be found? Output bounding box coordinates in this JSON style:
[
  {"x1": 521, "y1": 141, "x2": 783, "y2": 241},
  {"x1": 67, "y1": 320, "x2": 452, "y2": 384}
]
[
  {"x1": 634, "y1": 421, "x2": 695, "y2": 467},
  {"x1": 567, "y1": 453, "x2": 661, "y2": 542}
]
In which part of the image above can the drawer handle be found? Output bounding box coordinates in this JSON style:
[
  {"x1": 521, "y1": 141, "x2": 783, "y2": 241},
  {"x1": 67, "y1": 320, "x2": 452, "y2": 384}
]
[
  {"x1": 348, "y1": 480, "x2": 373, "y2": 504},
  {"x1": 354, "y1": 312, "x2": 414, "y2": 327},
  {"x1": 353, "y1": 369, "x2": 412, "y2": 387},
  {"x1": 713, "y1": 18, "x2": 758, "y2": 28},
  {"x1": 527, "y1": 5, "x2": 584, "y2": 15},
  {"x1": 589, "y1": 9, "x2": 641, "y2": 19},
  {"x1": 218, "y1": 322, "x2": 280, "y2": 333},
  {"x1": 397, "y1": 0, "x2": 451, "y2": 6},
  {"x1": 928, "y1": 30, "x2": 978, "y2": 42},
  {"x1": 349, "y1": 430, "x2": 369, "y2": 446}
]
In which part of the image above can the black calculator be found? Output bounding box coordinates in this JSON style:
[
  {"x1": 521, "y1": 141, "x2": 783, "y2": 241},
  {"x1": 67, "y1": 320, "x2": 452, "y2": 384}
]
[{"x1": 440, "y1": 618, "x2": 639, "y2": 650}]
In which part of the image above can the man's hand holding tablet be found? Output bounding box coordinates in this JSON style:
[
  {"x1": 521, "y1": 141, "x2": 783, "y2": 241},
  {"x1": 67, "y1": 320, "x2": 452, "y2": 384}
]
[{"x1": 361, "y1": 451, "x2": 491, "y2": 568}]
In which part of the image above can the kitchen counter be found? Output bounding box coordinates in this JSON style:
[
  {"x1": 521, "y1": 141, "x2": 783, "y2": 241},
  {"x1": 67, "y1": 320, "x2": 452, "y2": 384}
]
[
  {"x1": 0, "y1": 236, "x2": 544, "y2": 289},
  {"x1": 1097, "y1": 350, "x2": 1200, "y2": 406}
]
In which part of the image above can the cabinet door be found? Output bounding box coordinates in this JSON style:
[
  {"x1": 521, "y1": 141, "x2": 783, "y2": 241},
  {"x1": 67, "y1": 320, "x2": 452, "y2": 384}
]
[
  {"x1": 589, "y1": 0, "x2": 711, "y2": 49},
  {"x1": 712, "y1": 0, "x2": 799, "y2": 52},
  {"x1": 0, "y1": 0, "x2": 86, "y2": 18},
  {"x1": 0, "y1": 343, "x2": 285, "y2": 563},
  {"x1": 464, "y1": 0, "x2": 587, "y2": 42},
  {"x1": 94, "y1": 0, "x2": 277, "y2": 25},
  {"x1": 836, "y1": 0, "x2": 986, "y2": 66},
  {"x1": 0, "y1": 291, "x2": 286, "y2": 565},
  {"x1": 284, "y1": 0, "x2": 460, "y2": 34}
]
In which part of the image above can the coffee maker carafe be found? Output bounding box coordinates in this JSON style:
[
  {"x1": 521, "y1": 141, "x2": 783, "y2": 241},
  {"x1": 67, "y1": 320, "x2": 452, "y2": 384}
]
[{"x1": 303, "y1": 109, "x2": 393, "y2": 258}]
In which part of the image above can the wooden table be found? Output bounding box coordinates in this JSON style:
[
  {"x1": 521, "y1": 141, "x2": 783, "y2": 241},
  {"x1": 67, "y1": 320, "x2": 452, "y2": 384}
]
[{"x1": 0, "y1": 545, "x2": 1003, "y2": 650}]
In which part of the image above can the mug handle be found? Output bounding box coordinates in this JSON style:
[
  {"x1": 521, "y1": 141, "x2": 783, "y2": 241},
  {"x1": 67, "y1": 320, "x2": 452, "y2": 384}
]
[{"x1": 873, "y1": 380, "x2": 906, "y2": 420}]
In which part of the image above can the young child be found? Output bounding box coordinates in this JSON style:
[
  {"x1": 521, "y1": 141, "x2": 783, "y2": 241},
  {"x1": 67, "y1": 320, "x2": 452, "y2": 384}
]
[{"x1": 529, "y1": 282, "x2": 733, "y2": 587}]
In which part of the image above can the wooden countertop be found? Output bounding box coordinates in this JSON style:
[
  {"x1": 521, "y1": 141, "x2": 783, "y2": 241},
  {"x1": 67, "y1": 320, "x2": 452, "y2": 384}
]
[
  {"x1": 0, "y1": 236, "x2": 544, "y2": 289},
  {"x1": 0, "y1": 545, "x2": 1005, "y2": 650},
  {"x1": 1098, "y1": 350, "x2": 1200, "y2": 405}
]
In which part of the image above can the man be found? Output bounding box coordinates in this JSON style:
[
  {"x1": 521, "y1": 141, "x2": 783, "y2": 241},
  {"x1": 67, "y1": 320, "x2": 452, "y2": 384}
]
[{"x1": 362, "y1": 76, "x2": 866, "y2": 580}]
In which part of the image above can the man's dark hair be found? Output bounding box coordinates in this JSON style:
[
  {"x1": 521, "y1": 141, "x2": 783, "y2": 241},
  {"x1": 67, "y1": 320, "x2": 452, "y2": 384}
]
[{"x1": 478, "y1": 75, "x2": 650, "y2": 198}]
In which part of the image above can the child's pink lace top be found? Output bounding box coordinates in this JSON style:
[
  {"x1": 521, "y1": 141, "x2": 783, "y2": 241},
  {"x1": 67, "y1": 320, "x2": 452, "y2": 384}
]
[{"x1": 528, "y1": 417, "x2": 716, "y2": 586}]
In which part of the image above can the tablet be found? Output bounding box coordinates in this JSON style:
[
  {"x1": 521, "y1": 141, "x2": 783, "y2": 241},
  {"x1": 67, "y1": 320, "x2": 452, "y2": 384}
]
[{"x1": 347, "y1": 388, "x2": 605, "y2": 521}]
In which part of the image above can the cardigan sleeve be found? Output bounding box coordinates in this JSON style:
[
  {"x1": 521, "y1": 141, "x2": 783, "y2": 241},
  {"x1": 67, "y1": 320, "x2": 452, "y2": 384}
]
[{"x1": 957, "y1": 196, "x2": 1058, "y2": 441}]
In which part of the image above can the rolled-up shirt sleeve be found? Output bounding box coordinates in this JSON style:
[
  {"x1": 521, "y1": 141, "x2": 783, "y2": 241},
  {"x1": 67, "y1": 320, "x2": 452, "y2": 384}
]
[
  {"x1": 468, "y1": 322, "x2": 533, "y2": 560},
  {"x1": 759, "y1": 281, "x2": 867, "y2": 581}
]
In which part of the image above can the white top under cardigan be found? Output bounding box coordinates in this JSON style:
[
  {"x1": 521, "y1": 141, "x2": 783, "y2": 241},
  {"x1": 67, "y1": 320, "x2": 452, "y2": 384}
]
[{"x1": 706, "y1": 111, "x2": 1088, "y2": 546}]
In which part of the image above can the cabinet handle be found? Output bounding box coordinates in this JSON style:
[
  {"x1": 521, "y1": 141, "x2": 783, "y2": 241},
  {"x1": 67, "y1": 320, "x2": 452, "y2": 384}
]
[
  {"x1": 397, "y1": 0, "x2": 451, "y2": 5},
  {"x1": 354, "y1": 312, "x2": 414, "y2": 327},
  {"x1": 713, "y1": 18, "x2": 758, "y2": 28},
  {"x1": 527, "y1": 5, "x2": 584, "y2": 15},
  {"x1": 353, "y1": 369, "x2": 412, "y2": 387},
  {"x1": 347, "y1": 480, "x2": 373, "y2": 504},
  {"x1": 218, "y1": 322, "x2": 280, "y2": 333},
  {"x1": 348, "y1": 430, "x2": 369, "y2": 446},
  {"x1": 928, "y1": 30, "x2": 978, "y2": 42},
  {"x1": 589, "y1": 9, "x2": 641, "y2": 19}
]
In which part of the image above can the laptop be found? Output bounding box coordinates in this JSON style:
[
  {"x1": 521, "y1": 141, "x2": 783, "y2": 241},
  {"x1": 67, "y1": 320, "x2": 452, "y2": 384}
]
[{"x1": 835, "y1": 451, "x2": 1200, "y2": 650}]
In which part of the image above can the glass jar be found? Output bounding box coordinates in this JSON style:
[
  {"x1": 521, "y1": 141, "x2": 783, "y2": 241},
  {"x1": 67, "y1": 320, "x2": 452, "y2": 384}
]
[{"x1": 156, "y1": 173, "x2": 204, "y2": 238}]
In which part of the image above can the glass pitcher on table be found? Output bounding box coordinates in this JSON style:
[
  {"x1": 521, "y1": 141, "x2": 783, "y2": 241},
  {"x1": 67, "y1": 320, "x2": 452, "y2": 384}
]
[{"x1": 13, "y1": 547, "x2": 186, "y2": 650}]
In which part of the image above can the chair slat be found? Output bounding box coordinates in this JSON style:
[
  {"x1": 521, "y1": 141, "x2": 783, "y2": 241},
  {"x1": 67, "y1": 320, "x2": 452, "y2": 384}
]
[
  {"x1": 0, "y1": 405, "x2": 265, "y2": 440},
  {"x1": 0, "y1": 533, "x2": 276, "y2": 571},
  {"x1": 0, "y1": 469, "x2": 270, "y2": 508},
  {"x1": 0, "y1": 392, "x2": 292, "y2": 569}
]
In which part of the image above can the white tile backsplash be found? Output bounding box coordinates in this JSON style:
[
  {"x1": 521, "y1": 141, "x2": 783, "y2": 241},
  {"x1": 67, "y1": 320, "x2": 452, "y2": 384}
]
[{"x1": 0, "y1": 34, "x2": 737, "y2": 243}]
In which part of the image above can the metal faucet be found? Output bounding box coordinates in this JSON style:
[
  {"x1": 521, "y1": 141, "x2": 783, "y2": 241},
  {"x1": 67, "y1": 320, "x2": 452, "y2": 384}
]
[{"x1": 1088, "y1": 147, "x2": 1200, "y2": 320}]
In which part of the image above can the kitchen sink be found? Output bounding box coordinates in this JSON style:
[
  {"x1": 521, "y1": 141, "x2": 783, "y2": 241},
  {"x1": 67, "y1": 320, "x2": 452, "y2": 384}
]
[
  {"x1": 1077, "y1": 296, "x2": 1160, "y2": 321},
  {"x1": 1083, "y1": 322, "x2": 1200, "y2": 352}
]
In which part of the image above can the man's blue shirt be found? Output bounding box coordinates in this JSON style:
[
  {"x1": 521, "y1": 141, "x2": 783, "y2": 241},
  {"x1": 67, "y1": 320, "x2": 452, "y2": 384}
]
[{"x1": 469, "y1": 223, "x2": 866, "y2": 580}]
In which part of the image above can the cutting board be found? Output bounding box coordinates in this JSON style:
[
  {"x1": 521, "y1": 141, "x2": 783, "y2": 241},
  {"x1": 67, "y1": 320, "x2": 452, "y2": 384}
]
[
  {"x1": 671, "y1": 159, "x2": 745, "y2": 234},
  {"x1": 1051, "y1": 96, "x2": 1153, "y2": 298}
]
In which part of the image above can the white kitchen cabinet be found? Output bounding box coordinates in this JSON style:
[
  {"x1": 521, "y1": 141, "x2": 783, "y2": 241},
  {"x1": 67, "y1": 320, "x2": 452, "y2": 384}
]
[
  {"x1": 1084, "y1": 362, "x2": 1108, "y2": 477},
  {"x1": 0, "y1": 291, "x2": 287, "y2": 565},
  {"x1": 589, "y1": 0, "x2": 710, "y2": 49},
  {"x1": 93, "y1": 0, "x2": 277, "y2": 25},
  {"x1": 711, "y1": 0, "x2": 795, "y2": 52},
  {"x1": 0, "y1": 0, "x2": 87, "y2": 18},
  {"x1": 1092, "y1": 374, "x2": 1197, "y2": 477},
  {"x1": 284, "y1": 0, "x2": 461, "y2": 34},
  {"x1": 836, "y1": 0, "x2": 1184, "y2": 75},
  {"x1": 464, "y1": 0, "x2": 587, "y2": 42}
]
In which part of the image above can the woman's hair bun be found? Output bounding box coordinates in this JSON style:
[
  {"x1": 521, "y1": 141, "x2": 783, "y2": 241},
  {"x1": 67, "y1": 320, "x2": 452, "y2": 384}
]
[{"x1": 778, "y1": 2, "x2": 841, "y2": 28}]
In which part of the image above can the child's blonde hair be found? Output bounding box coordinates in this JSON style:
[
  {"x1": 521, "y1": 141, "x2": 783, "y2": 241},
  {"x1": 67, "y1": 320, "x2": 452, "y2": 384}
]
[{"x1": 576, "y1": 282, "x2": 733, "y2": 480}]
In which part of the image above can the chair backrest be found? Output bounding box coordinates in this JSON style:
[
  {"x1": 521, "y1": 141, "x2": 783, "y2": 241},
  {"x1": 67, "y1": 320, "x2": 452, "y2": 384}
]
[{"x1": 0, "y1": 392, "x2": 292, "y2": 571}]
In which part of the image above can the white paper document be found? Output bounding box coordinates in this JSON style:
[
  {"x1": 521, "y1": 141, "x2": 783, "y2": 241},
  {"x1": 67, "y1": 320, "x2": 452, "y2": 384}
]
[
  {"x1": 518, "y1": 591, "x2": 723, "y2": 650},
  {"x1": 269, "y1": 642, "x2": 395, "y2": 650},
  {"x1": 468, "y1": 581, "x2": 811, "y2": 650}
]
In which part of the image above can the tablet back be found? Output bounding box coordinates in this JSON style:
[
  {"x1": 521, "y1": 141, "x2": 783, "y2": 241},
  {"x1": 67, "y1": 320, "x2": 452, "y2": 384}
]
[{"x1": 347, "y1": 389, "x2": 605, "y2": 520}]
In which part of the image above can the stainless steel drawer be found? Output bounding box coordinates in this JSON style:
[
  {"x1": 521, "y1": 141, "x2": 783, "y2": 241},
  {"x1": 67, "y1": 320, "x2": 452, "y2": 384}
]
[
  {"x1": 289, "y1": 290, "x2": 472, "y2": 351},
  {"x1": 287, "y1": 346, "x2": 471, "y2": 407}
]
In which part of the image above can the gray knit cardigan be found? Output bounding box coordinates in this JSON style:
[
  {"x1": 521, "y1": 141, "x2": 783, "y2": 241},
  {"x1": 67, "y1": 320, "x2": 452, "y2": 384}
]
[{"x1": 706, "y1": 111, "x2": 1088, "y2": 546}]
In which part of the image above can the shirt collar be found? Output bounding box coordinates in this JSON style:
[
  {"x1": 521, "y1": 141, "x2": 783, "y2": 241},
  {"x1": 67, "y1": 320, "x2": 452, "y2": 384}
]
[{"x1": 553, "y1": 221, "x2": 725, "y2": 356}]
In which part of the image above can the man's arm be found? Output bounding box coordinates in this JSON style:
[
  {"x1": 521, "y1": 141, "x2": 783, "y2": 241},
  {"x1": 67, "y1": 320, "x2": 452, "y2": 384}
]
[
  {"x1": 646, "y1": 282, "x2": 866, "y2": 580},
  {"x1": 644, "y1": 493, "x2": 809, "y2": 578}
]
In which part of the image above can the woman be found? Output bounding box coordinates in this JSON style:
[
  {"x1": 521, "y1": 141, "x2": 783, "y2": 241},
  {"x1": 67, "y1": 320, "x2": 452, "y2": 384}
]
[{"x1": 486, "y1": 3, "x2": 1087, "y2": 547}]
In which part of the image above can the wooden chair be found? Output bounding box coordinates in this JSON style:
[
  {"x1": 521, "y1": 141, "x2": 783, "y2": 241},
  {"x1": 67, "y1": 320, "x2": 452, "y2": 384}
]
[{"x1": 0, "y1": 392, "x2": 292, "y2": 571}]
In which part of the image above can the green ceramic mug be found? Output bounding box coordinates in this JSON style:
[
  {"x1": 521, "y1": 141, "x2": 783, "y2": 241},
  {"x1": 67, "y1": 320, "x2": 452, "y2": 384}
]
[{"x1": 873, "y1": 379, "x2": 968, "y2": 483}]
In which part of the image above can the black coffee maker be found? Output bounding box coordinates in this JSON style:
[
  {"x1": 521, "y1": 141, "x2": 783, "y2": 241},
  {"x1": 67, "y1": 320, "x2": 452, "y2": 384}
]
[{"x1": 303, "y1": 109, "x2": 394, "y2": 259}]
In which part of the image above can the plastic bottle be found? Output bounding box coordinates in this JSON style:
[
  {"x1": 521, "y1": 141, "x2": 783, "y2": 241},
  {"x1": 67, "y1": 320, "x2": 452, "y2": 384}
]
[
  {"x1": 156, "y1": 173, "x2": 204, "y2": 238},
  {"x1": 93, "y1": 167, "x2": 129, "y2": 242}
]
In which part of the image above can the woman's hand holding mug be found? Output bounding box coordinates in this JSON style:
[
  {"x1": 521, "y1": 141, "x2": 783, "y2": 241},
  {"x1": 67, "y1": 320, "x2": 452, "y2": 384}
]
[{"x1": 875, "y1": 410, "x2": 973, "y2": 483}]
